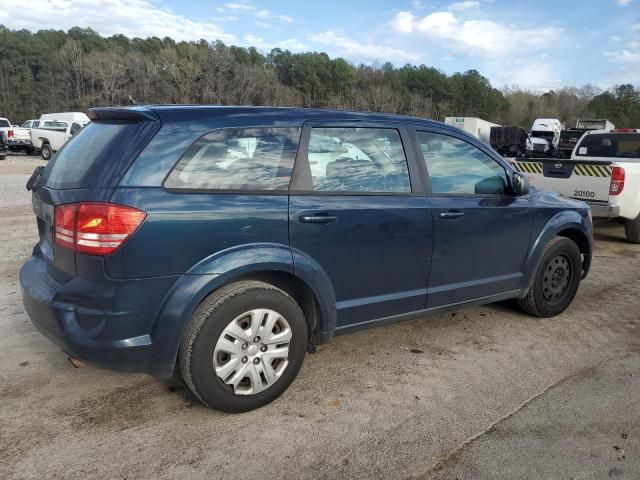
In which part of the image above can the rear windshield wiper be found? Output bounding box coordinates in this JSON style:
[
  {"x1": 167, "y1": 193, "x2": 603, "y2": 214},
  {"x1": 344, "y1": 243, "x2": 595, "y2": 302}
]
[{"x1": 26, "y1": 166, "x2": 44, "y2": 192}]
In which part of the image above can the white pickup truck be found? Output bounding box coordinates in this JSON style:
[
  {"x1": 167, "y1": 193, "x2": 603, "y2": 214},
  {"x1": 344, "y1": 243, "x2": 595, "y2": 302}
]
[
  {"x1": 509, "y1": 128, "x2": 640, "y2": 243},
  {"x1": 0, "y1": 117, "x2": 34, "y2": 154},
  {"x1": 30, "y1": 118, "x2": 88, "y2": 160}
]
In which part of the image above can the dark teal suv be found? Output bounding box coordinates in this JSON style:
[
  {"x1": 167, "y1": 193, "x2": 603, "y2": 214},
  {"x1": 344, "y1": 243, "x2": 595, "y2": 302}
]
[{"x1": 21, "y1": 106, "x2": 593, "y2": 412}]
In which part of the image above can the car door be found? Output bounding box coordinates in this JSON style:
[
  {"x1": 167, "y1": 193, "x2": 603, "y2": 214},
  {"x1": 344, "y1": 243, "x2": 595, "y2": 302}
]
[
  {"x1": 289, "y1": 122, "x2": 432, "y2": 329},
  {"x1": 412, "y1": 128, "x2": 533, "y2": 308}
]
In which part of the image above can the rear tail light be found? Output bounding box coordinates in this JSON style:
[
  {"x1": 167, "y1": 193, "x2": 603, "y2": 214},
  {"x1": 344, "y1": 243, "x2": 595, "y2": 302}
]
[
  {"x1": 611, "y1": 128, "x2": 638, "y2": 133},
  {"x1": 54, "y1": 203, "x2": 146, "y2": 255},
  {"x1": 609, "y1": 167, "x2": 625, "y2": 196},
  {"x1": 8, "y1": 129, "x2": 13, "y2": 138}
]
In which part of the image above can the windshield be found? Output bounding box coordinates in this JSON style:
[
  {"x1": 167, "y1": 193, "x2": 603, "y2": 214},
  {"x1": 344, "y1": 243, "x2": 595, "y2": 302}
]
[
  {"x1": 576, "y1": 133, "x2": 640, "y2": 158},
  {"x1": 530, "y1": 131, "x2": 554, "y2": 141}
]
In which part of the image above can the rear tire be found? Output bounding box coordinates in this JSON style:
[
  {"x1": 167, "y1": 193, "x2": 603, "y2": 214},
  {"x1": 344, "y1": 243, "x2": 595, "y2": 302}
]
[
  {"x1": 41, "y1": 143, "x2": 52, "y2": 161},
  {"x1": 625, "y1": 215, "x2": 640, "y2": 244},
  {"x1": 179, "y1": 281, "x2": 308, "y2": 412},
  {"x1": 517, "y1": 236, "x2": 582, "y2": 318}
]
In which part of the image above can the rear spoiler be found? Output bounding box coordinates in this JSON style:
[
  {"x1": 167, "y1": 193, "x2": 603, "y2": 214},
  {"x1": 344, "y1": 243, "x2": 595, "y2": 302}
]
[{"x1": 87, "y1": 107, "x2": 158, "y2": 122}]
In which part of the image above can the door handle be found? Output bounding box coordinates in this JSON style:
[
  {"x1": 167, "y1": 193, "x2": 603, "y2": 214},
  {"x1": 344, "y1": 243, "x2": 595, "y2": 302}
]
[
  {"x1": 439, "y1": 211, "x2": 465, "y2": 220},
  {"x1": 299, "y1": 214, "x2": 337, "y2": 224}
]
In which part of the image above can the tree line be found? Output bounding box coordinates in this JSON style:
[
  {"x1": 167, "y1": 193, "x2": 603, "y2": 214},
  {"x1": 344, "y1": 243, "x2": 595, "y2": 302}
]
[{"x1": 1, "y1": 26, "x2": 639, "y2": 128}]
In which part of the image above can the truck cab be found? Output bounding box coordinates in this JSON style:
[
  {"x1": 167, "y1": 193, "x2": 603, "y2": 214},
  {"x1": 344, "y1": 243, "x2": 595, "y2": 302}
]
[{"x1": 527, "y1": 118, "x2": 565, "y2": 157}]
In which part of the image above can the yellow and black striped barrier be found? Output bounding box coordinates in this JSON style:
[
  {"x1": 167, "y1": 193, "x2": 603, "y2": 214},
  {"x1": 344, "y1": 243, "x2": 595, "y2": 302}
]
[{"x1": 509, "y1": 160, "x2": 612, "y2": 178}]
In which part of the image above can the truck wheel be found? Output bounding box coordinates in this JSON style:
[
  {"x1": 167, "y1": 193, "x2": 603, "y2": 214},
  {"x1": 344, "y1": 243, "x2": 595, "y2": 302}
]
[
  {"x1": 517, "y1": 237, "x2": 582, "y2": 318},
  {"x1": 179, "y1": 280, "x2": 308, "y2": 412},
  {"x1": 41, "y1": 144, "x2": 52, "y2": 161},
  {"x1": 624, "y1": 215, "x2": 640, "y2": 244}
]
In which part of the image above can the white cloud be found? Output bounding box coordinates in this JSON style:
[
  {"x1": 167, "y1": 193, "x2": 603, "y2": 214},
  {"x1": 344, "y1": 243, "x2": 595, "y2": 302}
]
[
  {"x1": 220, "y1": 2, "x2": 293, "y2": 24},
  {"x1": 616, "y1": 0, "x2": 633, "y2": 5},
  {"x1": 448, "y1": 1, "x2": 480, "y2": 11},
  {"x1": 0, "y1": 0, "x2": 235, "y2": 43},
  {"x1": 391, "y1": 10, "x2": 563, "y2": 58},
  {"x1": 309, "y1": 31, "x2": 419, "y2": 62},
  {"x1": 506, "y1": 63, "x2": 563, "y2": 91},
  {"x1": 392, "y1": 11, "x2": 416, "y2": 33},
  {"x1": 604, "y1": 49, "x2": 640, "y2": 62},
  {"x1": 254, "y1": 9, "x2": 293, "y2": 23},
  {"x1": 224, "y1": 2, "x2": 257, "y2": 11}
]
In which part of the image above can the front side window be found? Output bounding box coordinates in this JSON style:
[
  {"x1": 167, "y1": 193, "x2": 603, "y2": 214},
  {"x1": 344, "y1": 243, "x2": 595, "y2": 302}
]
[
  {"x1": 416, "y1": 131, "x2": 508, "y2": 195},
  {"x1": 308, "y1": 127, "x2": 411, "y2": 193},
  {"x1": 165, "y1": 127, "x2": 301, "y2": 191}
]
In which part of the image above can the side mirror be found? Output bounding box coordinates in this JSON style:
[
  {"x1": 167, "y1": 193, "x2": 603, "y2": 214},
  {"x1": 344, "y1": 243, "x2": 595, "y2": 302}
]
[{"x1": 512, "y1": 172, "x2": 530, "y2": 196}]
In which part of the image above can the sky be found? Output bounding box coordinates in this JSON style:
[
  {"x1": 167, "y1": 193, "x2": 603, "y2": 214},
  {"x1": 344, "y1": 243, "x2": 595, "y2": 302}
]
[{"x1": 1, "y1": 0, "x2": 639, "y2": 91}]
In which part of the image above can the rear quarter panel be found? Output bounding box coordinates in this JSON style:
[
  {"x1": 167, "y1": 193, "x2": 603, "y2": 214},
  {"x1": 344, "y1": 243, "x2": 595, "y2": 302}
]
[{"x1": 609, "y1": 160, "x2": 640, "y2": 219}]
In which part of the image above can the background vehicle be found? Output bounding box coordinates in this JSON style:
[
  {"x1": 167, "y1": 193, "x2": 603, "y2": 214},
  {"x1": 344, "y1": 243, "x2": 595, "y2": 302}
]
[
  {"x1": 576, "y1": 119, "x2": 615, "y2": 130},
  {"x1": 444, "y1": 116, "x2": 500, "y2": 144},
  {"x1": 39, "y1": 112, "x2": 90, "y2": 124},
  {"x1": 21, "y1": 119, "x2": 41, "y2": 128},
  {"x1": 21, "y1": 106, "x2": 592, "y2": 412},
  {"x1": 556, "y1": 118, "x2": 615, "y2": 159},
  {"x1": 526, "y1": 118, "x2": 565, "y2": 157},
  {"x1": 490, "y1": 126, "x2": 528, "y2": 157},
  {"x1": 0, "y1": 130, "x2": 7, "y2": 159},
  {"x1": 0, "y1": 117, "x2": 33, "y2": 154},
  {"x1": 510, "y1": 128, "x2": 640, "y2": 243},
  {"x1": 30, "y1": 115, "x2": 90, "y2": 160}
]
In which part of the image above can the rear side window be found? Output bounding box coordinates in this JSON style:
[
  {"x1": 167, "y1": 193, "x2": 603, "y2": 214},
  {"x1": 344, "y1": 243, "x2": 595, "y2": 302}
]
[
  {"x1": 42, "y1": 120, "x2": 158, "y2": 190},
  {"x1": 416, "y1": 131, "x2": 508, "y2": 195},
  {"x1": 307, "y1": 127, "x2": 411, "y2": 193},
  {"x1": 165, "y1": 127, "x2": 301, "y2": 191},
  {"x1": 576, "y1": 133, "x2": 640, "y2": 158}
]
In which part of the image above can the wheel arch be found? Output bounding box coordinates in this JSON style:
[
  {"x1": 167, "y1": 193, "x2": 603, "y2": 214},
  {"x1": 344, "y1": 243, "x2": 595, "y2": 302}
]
[
  {"x1": 520, "y1": 210, "x2": 593, "y2": 293},
  {"x1": 149, "y1": 244, "x2": 337, "y2": 378}
]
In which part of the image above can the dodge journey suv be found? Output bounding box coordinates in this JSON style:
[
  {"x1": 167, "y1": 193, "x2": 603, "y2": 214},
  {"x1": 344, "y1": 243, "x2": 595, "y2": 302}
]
[{"x1": 21, "y1": 106, "x2": 593, "y2": 412}]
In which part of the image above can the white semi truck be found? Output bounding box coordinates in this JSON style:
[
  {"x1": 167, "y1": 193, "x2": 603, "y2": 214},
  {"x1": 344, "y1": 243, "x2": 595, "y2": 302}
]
[
  {"x1": 444, "y1": 117, "x2": 500, "y2": 145},
  {"x1": 526, "y1": 118, "x2": 565, "y2": 157}
]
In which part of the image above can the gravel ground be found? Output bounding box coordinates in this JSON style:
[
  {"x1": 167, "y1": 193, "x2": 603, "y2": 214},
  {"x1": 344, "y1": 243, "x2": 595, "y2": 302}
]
[{"x1": 0, "y1": 155, "x2": 638, "y2": 479}]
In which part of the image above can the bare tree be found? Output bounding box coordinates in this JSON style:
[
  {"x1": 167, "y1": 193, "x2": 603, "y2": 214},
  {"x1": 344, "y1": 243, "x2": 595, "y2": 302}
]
[{"x1": 86, "y1": 51, "x2": 127, "y2": 105}]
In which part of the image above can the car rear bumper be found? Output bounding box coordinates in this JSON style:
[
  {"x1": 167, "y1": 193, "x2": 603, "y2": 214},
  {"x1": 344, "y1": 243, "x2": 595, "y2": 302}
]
[
  {"x1": 586, "y1": 202, "x2": 620, "y2": 218},
  {"x1": 20, "y1": 254, "x2": 175, "y2": 374},
  {"x1": 8, "y1": 139, "x2": 32, "y2": 147}
]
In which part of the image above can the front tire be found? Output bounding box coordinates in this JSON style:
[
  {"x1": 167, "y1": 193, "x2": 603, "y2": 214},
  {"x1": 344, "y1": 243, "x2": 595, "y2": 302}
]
[
  {"x1": 517, "y1": 237, "x2": 582, "y2": 318},
  {"x1": 41, "y1": 143, "x2": 52, "y2": 161},
  {"x1": 179, "y1": 281, "x2": 308, "y2": 412},
  {"x1": 624, "y1": 215, "x2": 640, "y2": 244}
]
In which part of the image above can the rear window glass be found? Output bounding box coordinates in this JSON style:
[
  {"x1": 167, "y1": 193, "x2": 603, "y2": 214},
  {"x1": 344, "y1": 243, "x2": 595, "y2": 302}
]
[
  {"x1": 42, "y1": 120, "x2": 158, "y2": 189},
  {"x1": 576, "y1": 133, "x2": 640, "y2": 158},
  {"x1": 165, "y1": 127, "x2": 301, "y2": 191},
  {"x1": 0, "y1": 119, "x2": 10, "y2": 128}
]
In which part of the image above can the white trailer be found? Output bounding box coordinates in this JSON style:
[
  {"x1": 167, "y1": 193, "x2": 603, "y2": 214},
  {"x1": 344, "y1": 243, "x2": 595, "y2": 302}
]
[{"x1": 444, "y1": 117, "x2": 500, "y2": 144}]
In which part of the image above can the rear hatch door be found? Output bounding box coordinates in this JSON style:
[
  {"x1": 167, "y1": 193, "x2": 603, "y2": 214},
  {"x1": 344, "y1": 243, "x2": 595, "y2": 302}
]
[{"x1": 29, "y1": 108, "x2": 161, "y2": 277}]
